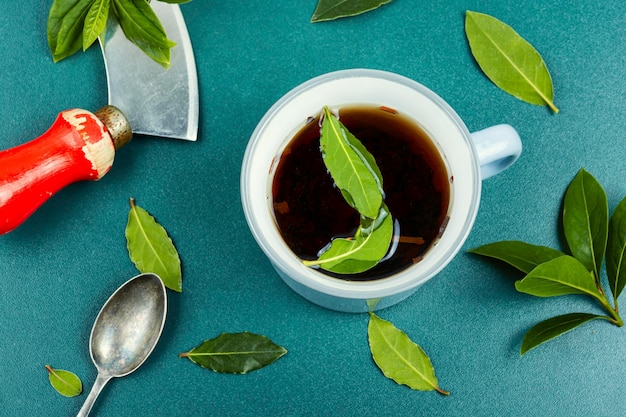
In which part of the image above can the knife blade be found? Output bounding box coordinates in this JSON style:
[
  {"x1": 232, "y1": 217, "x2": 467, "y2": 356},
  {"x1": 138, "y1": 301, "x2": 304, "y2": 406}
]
[
  {"x1": 102, "y1": 1, "x2": 198, "y2": 141},
  {"x1": 0, "y1": 3, "x2": 198, "y2": 235}
]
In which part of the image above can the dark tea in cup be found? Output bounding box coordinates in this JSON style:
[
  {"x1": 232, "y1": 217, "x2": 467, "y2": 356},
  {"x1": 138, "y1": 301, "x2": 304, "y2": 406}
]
[{"x1": 271, "y1": 105, "x2": 451, "y2": 281}]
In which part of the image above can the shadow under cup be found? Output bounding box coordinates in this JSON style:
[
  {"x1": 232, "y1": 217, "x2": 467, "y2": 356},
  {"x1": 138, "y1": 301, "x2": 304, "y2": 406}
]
[{"x1": 242, "y1": 69, "x2": 488, "y2": 313}]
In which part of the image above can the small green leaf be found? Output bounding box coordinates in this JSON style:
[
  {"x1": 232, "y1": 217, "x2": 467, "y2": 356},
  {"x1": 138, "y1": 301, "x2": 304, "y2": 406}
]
[
  {"x1": 45, "y1": 365, "x2": 82, "y2": 397},
  {"x1": 520, "y1": 313, "x2": 603, "y2": 355},
  {"x1": 126, "y1": 198, "x2": 182, "y2": 292},
  {"x1": 320, "y1": 106, "x2": 383, "y2": 219},
  {"x1": 607, "y1": 197, "x2": 626, "y2": 299},
  {"x1": 303, "y1": 204, "x2": 393, "y2": 274},
  {"x1": 83, "y1": 0, "x2": 110, "y2": 50},
  {"x1": 515, "y1": 256, "x2": 602, "y2": 300},
  {"x1": 465, "y1": 11, "x2": 558, "y2": 113},
  {"x1": 180, "y1": 332, "x2": 287, "y2": 374},
  {"x1": 112, "y1": 0, "x2": 177, "y2": 68},
  {"x1": 47, "y1": 0, "x2": 93, "y2": 62},
  {"x1": 368, "y1": 313, "x2": 448, "y2": 395},
  {"x1": 469, "y1": 240, "x2": 565, "y2": 274},
  {"x1": 563, "y1": 169, "x2": 609, "y2": 280},
  {"x1": 311, "y1": 0, "x2": 393, "y2": 22}
]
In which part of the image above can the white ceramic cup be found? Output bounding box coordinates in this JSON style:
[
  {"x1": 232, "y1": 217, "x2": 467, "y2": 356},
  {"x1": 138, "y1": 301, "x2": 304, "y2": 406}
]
[{"x1": 241, "y1": 69, "x2": 521, "y2": 313}]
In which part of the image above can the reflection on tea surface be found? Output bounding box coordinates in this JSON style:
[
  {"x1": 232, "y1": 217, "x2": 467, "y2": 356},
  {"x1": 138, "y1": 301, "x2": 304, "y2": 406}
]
[{"x1": 272, "y1": 105, "x2": 450, "y2": 281}]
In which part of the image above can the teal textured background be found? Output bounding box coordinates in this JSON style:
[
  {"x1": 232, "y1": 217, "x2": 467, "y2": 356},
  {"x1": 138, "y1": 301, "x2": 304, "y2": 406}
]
[{"x1": 0, "y1": 1, "x2": 624, "y2": 416}]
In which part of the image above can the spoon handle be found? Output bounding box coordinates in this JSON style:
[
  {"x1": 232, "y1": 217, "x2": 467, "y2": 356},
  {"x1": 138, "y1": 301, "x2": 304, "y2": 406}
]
[{"x1": 77, "y1": 373, "x2": 112, "y2": 417}]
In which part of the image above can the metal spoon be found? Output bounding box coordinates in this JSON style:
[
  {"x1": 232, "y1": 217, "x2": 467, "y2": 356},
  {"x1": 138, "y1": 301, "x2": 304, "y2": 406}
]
[{"x1": 77, "y1": 273, "x2": 167, "y2": 417}]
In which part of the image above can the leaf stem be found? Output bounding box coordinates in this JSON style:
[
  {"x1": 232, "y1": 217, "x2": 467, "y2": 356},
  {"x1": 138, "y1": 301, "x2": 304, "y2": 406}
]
[
  {"x1": 582, "y1": 272, "x2": 622, "y2": 326},
  {"x1": 596, "y1": 314, "x2": 623, "y2": 326},
  {"x1": 546, "y1": 100, "x2": 559, "y2": 114},
  {"x1": 596, "y1": 295, "x2": 623, "y2": 327}
]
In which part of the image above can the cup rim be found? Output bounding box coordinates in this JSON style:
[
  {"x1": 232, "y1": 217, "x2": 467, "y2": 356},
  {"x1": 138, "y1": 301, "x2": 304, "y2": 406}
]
[{"x1": 241, "y1": 68, "x2": 481, "y2": 299}]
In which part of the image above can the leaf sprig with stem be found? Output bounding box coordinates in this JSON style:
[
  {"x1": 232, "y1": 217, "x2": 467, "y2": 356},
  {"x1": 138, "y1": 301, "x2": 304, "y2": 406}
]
[
  {"x1": 470, "y1": 169, "x2": 626, "y2": 354},
  {"x1": 47, "y1": 0, "x2": 191, "y2": 68}
]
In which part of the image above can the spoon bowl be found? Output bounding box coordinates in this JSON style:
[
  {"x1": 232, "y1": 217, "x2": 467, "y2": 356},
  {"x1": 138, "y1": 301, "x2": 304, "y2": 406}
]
[{"x1": 77, "y1": 273, "x2": 167, "y2": 417}]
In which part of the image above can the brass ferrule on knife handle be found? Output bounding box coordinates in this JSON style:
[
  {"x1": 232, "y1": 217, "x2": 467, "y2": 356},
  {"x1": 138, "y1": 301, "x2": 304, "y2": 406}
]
[
  {"x1": 0, "y1": 106, "x2": 132, "y2": 235},
  {"x1": 95, "y1": 105, "x2": 133, "y2": 150}
]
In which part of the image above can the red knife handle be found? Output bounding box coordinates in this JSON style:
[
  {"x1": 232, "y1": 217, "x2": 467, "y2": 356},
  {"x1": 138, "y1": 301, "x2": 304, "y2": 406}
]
[{"x1": 0, "y1": 106, "x2": 132, "y2": 235}]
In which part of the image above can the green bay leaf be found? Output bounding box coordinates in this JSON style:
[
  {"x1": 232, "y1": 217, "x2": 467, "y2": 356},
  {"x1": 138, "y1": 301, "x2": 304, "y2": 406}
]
[
  {"x1": 180, "y1": 332, "x2": 287, "y2": 374},
  {"x1": 311, "y1": 0, "x2": 393, "y2": 22},
  {"x1": 47, "y1": 0, "x2": 93, "y2": 62},
  {"x1": 112, "y1": 0, "x2": 176, "y2": 68},
  {"x1": 342, "y1": 119, "x2": 383, "y2": 187},
  {"x1": 515, "y1": 255, "x2": 602, "y2": 300},
  {"x1": 303, "y1": 204, "x2": 393, "y2": 274},
  {"x1": 83, "y1": 0, "x2": 110, "y2": 51},
  {"x1": 126, "y1": 198, "x2": 182, "y2": 292},
  {"x1": 520, "y1": 313, "x2": 602, "y2": 355},
  {"x1": 368, "y1": 313, "x2": 448, "y2": 395},
  {"x1": 465, "y1": 11, "x2": 558, "y2": 113},
  {"x1": 607, "y1": 197, "x2": 626, "y2": 300},
  {"x1": 469, "y1": 240, "x2": 565, "y2": 274},
  {"x1": 563, "y1": 169, "x2": 608, "y2": 280},
  {"x1": 45, "y1": 365, "x2": 82, "y2": 397},
  {"x1": 320, "y1": 106, "x2": 383, "y2": 219}
]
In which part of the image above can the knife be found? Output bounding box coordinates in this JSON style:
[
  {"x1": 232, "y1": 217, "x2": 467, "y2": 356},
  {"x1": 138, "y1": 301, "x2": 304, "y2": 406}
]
[{"x1": 0, "y1": 2, "x2": 198, "y2": 235}]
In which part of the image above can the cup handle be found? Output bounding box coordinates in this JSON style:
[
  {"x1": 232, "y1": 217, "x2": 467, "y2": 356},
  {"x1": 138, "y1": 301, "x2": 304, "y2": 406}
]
[{"x1": 470, "y1": 124, "x2": 522, "y2": 180}]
